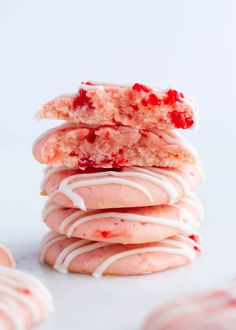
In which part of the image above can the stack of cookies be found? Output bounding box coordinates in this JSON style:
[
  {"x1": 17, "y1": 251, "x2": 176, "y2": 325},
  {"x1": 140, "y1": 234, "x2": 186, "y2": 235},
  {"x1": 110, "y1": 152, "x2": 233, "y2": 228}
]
[{"x1": 33, "y1": 82, "x2": 204, "y2": 277}]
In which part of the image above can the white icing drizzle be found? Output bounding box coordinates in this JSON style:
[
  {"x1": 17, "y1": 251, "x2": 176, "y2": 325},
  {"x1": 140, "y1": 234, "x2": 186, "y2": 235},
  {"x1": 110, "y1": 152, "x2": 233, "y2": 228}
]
[
  {"x1": 54, "y1": 239, "x2": 90, "y2": 272},
  {"x1": 0, "y1": 244, "x2": 15, "y2": 267},
  {"x1": 59, "y1": 176, "x2": 154, "y2": 211},
  {"x1": 151, "y1": 129, "x2": 198, "y2": 159},
  {"x1": 40, "y1": 166, "x2": 68, "y2": 192},
  {"x1": 148, "y1": 167, "x2": 190, "y2": 196},
  {"x1": 183, "y1": 195, "x2": 204, "y2": 220},
  {"x1": 58, "y1": 210, "x2": 85, "y2": 233},
  {"x1": 32, "y1": 122, "x2": 78, "y2": 151},
  {"x1": 41, "y1": 234, "x2": 198, "y2": 277},
  {"x1": 92, "y1": 236, "x2": 196, "y2": 277},
  {"x1": 0, "y1": 284, "x2": 40, "y2": 321},
  {"x1": 42, "y1": 204, "x2": 62, "y2": 221},
  {"x1": 56, "y1": 165, "x2": 195, "y2": 210},
  {"x1": 0, "y1": 299, "x2": 24, "y2": 330},
  {"x1": 0, "y1": 266, "x2": 54, "y2": 328},
  {"x1": 40, "y1": 234, "x2": 66, "y2": 263},
  {"x1": 179, "y1": 235, "x2": 201, "y2": 251},
  {"x1": 130, "y1": 167, "x2": 178, "y2": 203},
  {"x1": 174, "y1": 204, "x2": 199, "y2": 228},
  {"x1": 58, "y1": 241, "x2": 111, "y2": 274},
  {"x1": 79, "y1": 83, "x2": 104, "y2": 91}
]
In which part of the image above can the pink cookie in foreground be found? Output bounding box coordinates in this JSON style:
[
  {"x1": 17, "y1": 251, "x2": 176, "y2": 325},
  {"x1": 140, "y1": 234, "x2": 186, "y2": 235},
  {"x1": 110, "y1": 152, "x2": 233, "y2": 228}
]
[
  {"x1": 40, "y1": 232, "x2": 201, "y2": 277},
  {"x1": 32, "y1": 123, "x2": 198, "y2": 168},
  {"x1": 37, "y1": 82, "x2": 197, "y2": 130},
  {"x1": 0, "y1": 265, "x2": 54, "y2": 329},
  {"x1": 0, "y1": 244, "x2": 15, "y2": 267},
  {"x1": 41, "y1": 164, "x2": 204, "y2": 210},
  {"x1": 43, "y1": 194, "x2": 203, "y2": 244},
  {"x1": 143, "y1": 281, "x2": 236, "y2": 330}
]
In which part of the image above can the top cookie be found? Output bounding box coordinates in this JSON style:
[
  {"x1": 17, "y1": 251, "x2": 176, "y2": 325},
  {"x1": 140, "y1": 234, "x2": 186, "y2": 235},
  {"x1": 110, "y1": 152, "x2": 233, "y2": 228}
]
[{"x1": 37, "y1": 82, "x2": 197, "y2": 130}]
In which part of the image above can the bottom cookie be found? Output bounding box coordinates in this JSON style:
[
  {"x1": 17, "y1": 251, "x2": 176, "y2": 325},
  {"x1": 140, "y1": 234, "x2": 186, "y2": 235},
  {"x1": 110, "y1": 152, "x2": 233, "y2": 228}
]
[
  {"x1": 40, "y1": 232, "x2": 201, "y2": 277},
  {"x1": 0, "y1": 243, "x2": 15, "y2": 267}
]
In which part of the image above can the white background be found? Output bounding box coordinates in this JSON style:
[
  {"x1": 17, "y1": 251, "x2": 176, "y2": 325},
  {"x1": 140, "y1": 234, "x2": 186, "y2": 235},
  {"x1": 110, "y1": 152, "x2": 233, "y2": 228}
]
[{"x1": 0, "y1": 1, "x2": 236, "y2": 329}]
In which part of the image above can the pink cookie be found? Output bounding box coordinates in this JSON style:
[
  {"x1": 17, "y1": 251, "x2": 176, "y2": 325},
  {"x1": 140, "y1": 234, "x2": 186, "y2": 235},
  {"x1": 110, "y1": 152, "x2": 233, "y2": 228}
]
[
  {"x1": 32, "y1": 123, "x2": 198, "y2": 168},
  {"x1": 43, "y1": 194, "x2": 203, "y2": 244},
  {"x1": 0, "y1": 244, "x2": 15, "y2": 267},
  {"x1": 41, "y1": 165, "x2": 204, "y2": 210},
  {"x1": 0, "y1": 265, "x2": 54, "y2": 329},
  {"x1": 37, "y1": 82, "x2": 196, "y2": 130},
  {"x1": 40, "y1": 232, "x2": 201, "y2": 276},
  {"x1": 143, "y1": 281, "x2": 236, "y2": 330}
]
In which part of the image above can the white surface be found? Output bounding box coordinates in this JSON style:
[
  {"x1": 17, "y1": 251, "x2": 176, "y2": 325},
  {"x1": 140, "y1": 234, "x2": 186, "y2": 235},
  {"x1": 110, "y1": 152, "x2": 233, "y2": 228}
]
[{"x1": 0, "y1": 0, "x2": 236, "y2": 329}]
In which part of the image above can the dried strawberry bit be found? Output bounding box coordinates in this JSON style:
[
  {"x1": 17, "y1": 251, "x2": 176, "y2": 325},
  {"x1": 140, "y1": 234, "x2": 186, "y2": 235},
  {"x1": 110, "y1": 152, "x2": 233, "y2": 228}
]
[
  {"x1": 141, "y1": 98, "x2": 148, "y2": 106},
  {"x1": 100, "y1": 230, "x2": 110, "y2": 238},
  {"x1": 131, "y1": 104, "x2": 139, "y2": 111},
  {"x1": 147, "y1": 93, "x2": 161, "y2": 106},
  {"x1": 71, "y1": 89, "x2": 93, "y2": 110},
  {"x1": 188, "y1": 234, "x2": 198, "y2": 242},
  {"x1": 164, "y1": 89, "x2": 184, "y2": 105},
  {"x1": 86, "y1": 131, "x2": 96, "y2": 143},
  {"x1": 170, "y1": 111, "x2": 194, "y2": 129},
  {"x1": 69, "y1": 151, "x2": 78, "y2": 157},
  {"x1": 112, "y1": 118, "x2": 122, "y2": 125},
  {"x1": 16, "y1": 288, "x2": 30, "y2": 295},
  {"x1": 132, "y1": 83, "x2": 151, "y2": 93},
  {"x1": 112, "y1": 156, "x2": 127, "y2": 168}
]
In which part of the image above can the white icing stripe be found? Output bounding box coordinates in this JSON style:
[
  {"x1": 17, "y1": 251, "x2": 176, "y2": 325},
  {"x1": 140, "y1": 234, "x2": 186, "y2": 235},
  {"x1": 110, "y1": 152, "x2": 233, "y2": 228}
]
[
  {"x1": 0, "y1": 244, "x2": 15, "y2": 267},
  {"x1": 150, "y1": 168, "x2": 190, "y2": 196},
  {"x1": 0, "y1": 285, "x2": 40, "y2": 321},
  {"x1": 0, "y1": 300, "x2": 24, "y2": 330},
  {"x1": 60, "y1": 242, "x2": 111, "y2": 273},
  {"x1": 131, "y1": 167, "x2": 178, "y2": 203},
  {"x1": 151, "y1": 129, "x2": 198, "y2": 158},
  {"x1": 54, "y1": 239, "x2": 89, "y2": 272},
  {"x1": 79, "y1": 83, "x2": 104, "y2": 91},
  {"x1": 179, "y1": 235, "x2": 201, "y2": 251},
  {"x1": 174, "y1": 204, "x2": 199, "y2": 227},
  {"x1": 32, "y1": 122, "x2": 77, "y2": 151},
  {"x1": 58, "y1": 210, "x2": 85, "y2": 233},
  {"x1": 41, "y1": 166, "x2": 68, "y2": 192},
  {"x1": 42, "y1": 204, "x2": 62, "y2": 220},
  {"x1": 40, "y1": 235, "x2": 66, "y2": 263},
  {"x1": 59, "y1": 177, "x2": 154, "y2": 210},
  {"x1": 58, "y1": 185, "x2": 86, "y2": 210},
  {"x1": 92, "y1": 238, "x2": 196, "y2": 277},
  {"x1": 182, "y1": 196, "x2": 204, "y2": 220},
  {"x1": 0, "y1": 274, "x2": 51, "y2": 321},
  {"x1": 0, "y1": 266, "x2": 54, "y2": 328}
]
